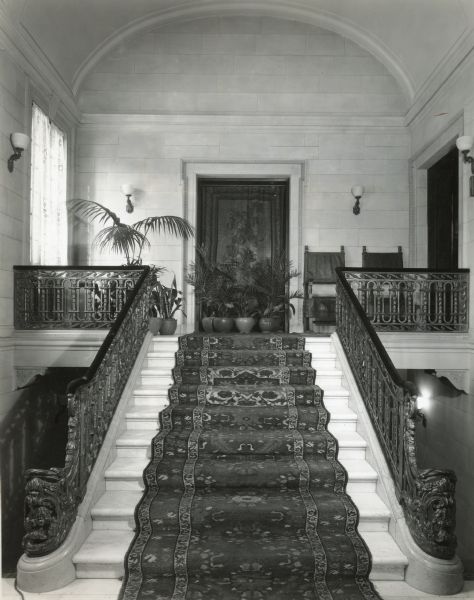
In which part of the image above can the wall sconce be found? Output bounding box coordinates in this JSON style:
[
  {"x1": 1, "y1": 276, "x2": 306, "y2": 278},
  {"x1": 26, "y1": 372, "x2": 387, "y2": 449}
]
[
  {"x1": 121, "y1": 184, "x2": 135, "y2": 213},
  {"x1": 456, "y1": 135, "x2": 474, "y2": 196},
  {"x1": 351, "y1": 185, "x2": 364, "y2": 215},
  {"x1": 7, "y1": 132, "x2": 30, "y2": 172}
]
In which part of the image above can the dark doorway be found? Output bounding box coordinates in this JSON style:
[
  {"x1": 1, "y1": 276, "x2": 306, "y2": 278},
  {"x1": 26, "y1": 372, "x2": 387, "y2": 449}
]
[
  {"x1": 427, "y1": 147, "x2": 459, "y2": 269},
  {"x1": 197, "y1": 178, "x2": 289, "y2": 264},
  {"x1": 196, "y1": 178, "x2": 289, "y2": 326}
]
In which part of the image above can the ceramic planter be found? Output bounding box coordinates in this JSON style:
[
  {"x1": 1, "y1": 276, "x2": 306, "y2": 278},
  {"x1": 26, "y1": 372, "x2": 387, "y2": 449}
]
[
  {"x1": 213, "y1": 317, "x2": 234, "y2": 333},
  {"x1": 235, "y1": 317, "x2": 256, "y2": 334},
  {"x1": 159, "y1": 317, "x2": 177, "y2": 335},
  {"x1": 201, "y1": 316, "x2": 214, "y2": 333},
  {"x1": 149, "y1": 316, "x2": 163, "y2": 335},
  {"x1": 258, "y1": 316, "x2": 281, "y2": 332}
]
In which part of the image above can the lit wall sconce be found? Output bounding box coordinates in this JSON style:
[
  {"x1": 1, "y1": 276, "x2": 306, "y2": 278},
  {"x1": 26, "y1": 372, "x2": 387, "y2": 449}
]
[
  {"x1": 456, "y1": 135, "x2": 474, "y2": 196},
  {"x1": 121, "y1": 183, "x2": 135, "y2": 213},
  {"x1": 351, "y1": 185, "x2": 364, "y2": 215},
  {"x1": 7, "y1": 132, "x2": 30, "y2": 172}
]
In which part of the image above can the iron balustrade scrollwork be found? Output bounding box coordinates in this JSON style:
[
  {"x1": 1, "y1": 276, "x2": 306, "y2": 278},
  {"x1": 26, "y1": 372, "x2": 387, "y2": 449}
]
[
  {"x1": 336, "y1": 268, "x2": 457, "y2": 560},
  {"x1": 14, "y1": 266, "x2": 146, "y2": 329},
  {"x1": 342, "y1": 268, "x2": 469, "y2": 332},
  {"x1": 22, "y1": 266, "x2": 156, "y2": 557}
]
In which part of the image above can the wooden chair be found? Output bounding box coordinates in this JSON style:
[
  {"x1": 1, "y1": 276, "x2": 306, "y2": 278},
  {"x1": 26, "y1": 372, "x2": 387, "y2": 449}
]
[
  {"x1": 303, "y1": 245, "x2": 345, "y2": 330},
  {"x1": 362, "y1": 246, "x2": 403, "y2": 268},
  {"x1": 361, "y1": 246, "x2": 404, "y2": 321}
]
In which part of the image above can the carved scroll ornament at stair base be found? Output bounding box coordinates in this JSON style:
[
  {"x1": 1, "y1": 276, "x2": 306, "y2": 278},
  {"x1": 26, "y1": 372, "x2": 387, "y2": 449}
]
[
  {"x1": 336, "y1": 276, "x2": 457, "y2": 560},
  {"x1": 401, "y1": 396, "x2": 457, "y2": 560},
  {"x1": 22, "y1": 269, "x2": 155, "y2": 557}
]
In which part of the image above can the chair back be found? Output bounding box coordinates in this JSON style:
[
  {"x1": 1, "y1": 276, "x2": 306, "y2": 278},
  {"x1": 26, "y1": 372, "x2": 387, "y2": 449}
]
[{"x1": 362, "y1": 246, "x2": 403, "y2": 269}]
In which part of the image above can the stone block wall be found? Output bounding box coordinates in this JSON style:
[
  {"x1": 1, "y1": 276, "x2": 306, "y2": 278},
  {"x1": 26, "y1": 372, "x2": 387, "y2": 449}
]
[
  {"x1": 0, "y1": 50, "x2": 28, "y2": 394},
  {"x1": 76, "y1": 16, "x2": 410, "y2": 278}
]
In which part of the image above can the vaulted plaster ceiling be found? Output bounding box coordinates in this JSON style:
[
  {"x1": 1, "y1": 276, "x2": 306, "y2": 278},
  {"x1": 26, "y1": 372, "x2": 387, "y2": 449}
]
[{"x1": 3, "y1": 0, "x2": 474, "y2": 104}]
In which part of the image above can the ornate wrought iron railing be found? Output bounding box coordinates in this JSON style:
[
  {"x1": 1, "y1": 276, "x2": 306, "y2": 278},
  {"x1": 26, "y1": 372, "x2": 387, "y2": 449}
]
[
  {"x1": 14, "y1": 266, "x2": 146, "y2": 329},
  {"x1": 22, "y1": 266, "x2": 156, "y2": 557},
  {"x1": 336, "y1": 268, "x2": 457, "y2": 559},
  {"x1": 342, "y1": 268, "x2": 469, "y2": 332}
]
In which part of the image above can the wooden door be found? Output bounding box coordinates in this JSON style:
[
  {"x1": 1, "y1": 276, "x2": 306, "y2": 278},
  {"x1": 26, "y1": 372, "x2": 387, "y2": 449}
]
[{"x1": 427, "y1": 147, "x2": 459, "y2": 269}]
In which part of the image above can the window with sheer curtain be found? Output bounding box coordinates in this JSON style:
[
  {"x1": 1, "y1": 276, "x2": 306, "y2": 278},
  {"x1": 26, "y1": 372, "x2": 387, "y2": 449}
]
[{"x1": 30, "y1": 103, "x2": 68, "y2": 264}]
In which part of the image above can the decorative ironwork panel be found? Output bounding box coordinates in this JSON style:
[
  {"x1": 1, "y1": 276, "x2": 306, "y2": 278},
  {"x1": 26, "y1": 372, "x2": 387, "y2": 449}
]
[
  {"x1": 336, "y1": 274, "x2": 457, "y2": 559},
  {"x1": 22, "y1": 267, "x2": 156, "y2": 557},
  {"x1": 14, "y1": 267, "x2": 145, "y2": 329},
  {"x1": 342, "y1": 269, "x2": 469, "y2": 332}
]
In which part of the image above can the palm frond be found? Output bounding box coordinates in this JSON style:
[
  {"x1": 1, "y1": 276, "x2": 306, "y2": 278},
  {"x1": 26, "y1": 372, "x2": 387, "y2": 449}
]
[
  {"x1": 133, "y1": 216, "x2": 194, "y2": 240},
  {"x1": 68, "y1": 199, "x2": 121, "y2": 226},
  {"x1": 94, "y1": 225, "x2": 148, "y2": 257}
]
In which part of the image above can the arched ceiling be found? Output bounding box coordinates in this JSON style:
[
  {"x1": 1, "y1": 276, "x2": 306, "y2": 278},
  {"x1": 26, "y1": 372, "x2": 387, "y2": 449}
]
[{"x1": 3, "y1": 0, "x2": 474, "y2": 105}]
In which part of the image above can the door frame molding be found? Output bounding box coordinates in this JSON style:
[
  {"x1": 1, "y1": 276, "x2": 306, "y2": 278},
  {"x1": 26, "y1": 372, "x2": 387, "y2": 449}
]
[{"x1": 181, "y1": 160, "x2": 305, "y2": 333}]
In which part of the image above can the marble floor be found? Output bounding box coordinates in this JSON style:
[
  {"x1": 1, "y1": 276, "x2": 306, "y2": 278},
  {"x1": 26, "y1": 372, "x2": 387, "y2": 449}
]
[{"x1": 2, "y1": 579, "x2": 474, "y2": 600}]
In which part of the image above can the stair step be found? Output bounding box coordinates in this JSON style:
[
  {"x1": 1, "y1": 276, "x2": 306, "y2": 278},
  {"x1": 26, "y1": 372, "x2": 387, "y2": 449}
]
[
  {"x1": 321, "y1": 388, "x2": 350, "y2": 408},
  {"x1": 363, "y1": 531, "x2": 408, "y2": 580},
  {"x1": 74, "y1": 530, "x2": 133, "y2": 578},
  {"x1": 91, "y1": 491, "x2": 142, "y2": 529},
  {"x1": 75, "y1": 528, "x2": 405, "y2": 580},
  {"x1": 342, "y1": 459, "x2": 378, "y2": 493},
  {"x1": 104, "y1": 457, "x2": 147, "y2": 491},
  {"x1": 125, "y1": 405, "x2": 160, "y2": 430},
  {"x1": 150, "y1": 336, "x2": 179, "y2": 351},
  {"x1": 90, "y1": 490, "x2": 390, "y2": 533},
  {"x1": 116, "y1": 430, "x2": 156, "y2": 457},
  {"x1": 140, "y1": 369, "x2": 174, "y2": 386},
  {"x1": 316, "y1": 369, "x2": 343, "y2": 387},
  {"x1": 326, "y1": 404, "x2": 357, "y2": 431},
  {"x1": 132, "y1": 387, "x2": 170, "y2": 406},
  {"x1": 335, "y1": 430, "x2": 367, "y2": 460},
  {"x1": 350, "y1": 492, "x2": 391, "y2": 531}
]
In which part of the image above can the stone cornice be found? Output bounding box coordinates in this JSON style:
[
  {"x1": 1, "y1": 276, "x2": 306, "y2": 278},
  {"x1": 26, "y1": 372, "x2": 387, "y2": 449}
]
[
  {"x1": 405, "y1": 28, "x2": 474, "y2": 128},
  {"x1": 80, "y1": 112, "x2": 407, "y2": 131}
]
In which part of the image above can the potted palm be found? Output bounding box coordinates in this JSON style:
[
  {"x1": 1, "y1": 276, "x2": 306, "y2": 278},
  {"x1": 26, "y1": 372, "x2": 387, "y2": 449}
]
[{"x1": 69, "y1": 199, "x2": 194, "y2": 265}]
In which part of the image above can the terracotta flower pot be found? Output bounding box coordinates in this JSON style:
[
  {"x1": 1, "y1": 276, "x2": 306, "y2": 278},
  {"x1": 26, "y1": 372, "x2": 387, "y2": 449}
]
[
  {"x1": 201, "y1": 316, "x2": 214, "y2": 333},
  {"x1": 258, "y1": 316, "x2": 281, "y2": 332},
  {"x1": 159, "y1": 317, "x2": 177, "y2": 335},
  {"x1": 148, "y1": 316, "x2": 163, "y2": 335},
  {"x1": 235, "y1": 317, "x2": 256, "y2": 334},
  {"x1": 213, "y1": 317, "x2": 234, "y2": 333}
]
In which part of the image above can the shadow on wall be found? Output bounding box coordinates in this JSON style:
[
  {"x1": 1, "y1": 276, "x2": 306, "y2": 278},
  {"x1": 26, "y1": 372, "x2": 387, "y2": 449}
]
[{"x1": 405, "y1": 369, "x2": 473, "y2": 578}]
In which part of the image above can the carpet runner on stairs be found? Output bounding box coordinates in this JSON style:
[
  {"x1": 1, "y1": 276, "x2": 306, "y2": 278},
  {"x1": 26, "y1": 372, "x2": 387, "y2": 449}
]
[{"x1": 120, "y1": 334, "x2": 382, "y2": 600}]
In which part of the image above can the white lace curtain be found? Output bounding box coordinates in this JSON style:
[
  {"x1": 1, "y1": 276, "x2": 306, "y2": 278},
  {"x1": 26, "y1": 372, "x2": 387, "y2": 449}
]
[{"x1": 30, "y1": 103, "x2": 68, "y2": 264}]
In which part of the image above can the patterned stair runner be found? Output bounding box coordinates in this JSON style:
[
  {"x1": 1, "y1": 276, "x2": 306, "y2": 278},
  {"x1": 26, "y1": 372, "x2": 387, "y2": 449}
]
[{"x1": 120, "y1": 334, "x2": 381, "y2": 600}]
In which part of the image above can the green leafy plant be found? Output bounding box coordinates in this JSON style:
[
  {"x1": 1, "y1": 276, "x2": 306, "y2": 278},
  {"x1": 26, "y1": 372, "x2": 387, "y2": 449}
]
[
  {"x1": 152, "y1": 275, "x2": 186, "y2": 319},
  {"x1": 251, "y1": 254, "x2": 303, "y2": 318},
  {"x1": 185, "y1": 245, "x2": 237, "y2": 317},
  {"x1": 69, "y1": 199, "x2": 194, "y2": 265}
]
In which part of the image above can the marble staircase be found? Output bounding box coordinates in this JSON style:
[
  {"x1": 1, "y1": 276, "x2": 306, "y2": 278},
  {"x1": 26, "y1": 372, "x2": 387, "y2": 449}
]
[{"x1": 72, "y1": 334, "x2": 408, "y2": 582}]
